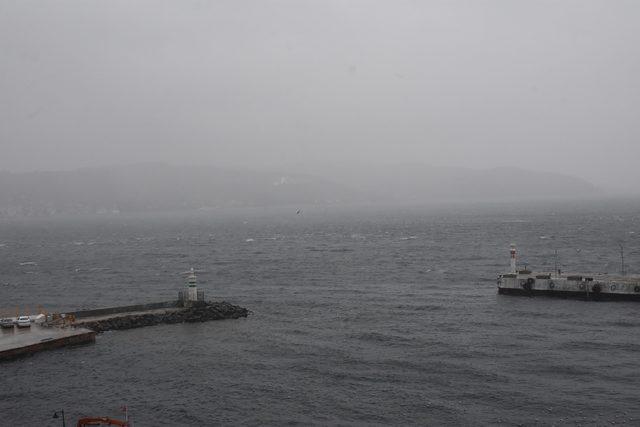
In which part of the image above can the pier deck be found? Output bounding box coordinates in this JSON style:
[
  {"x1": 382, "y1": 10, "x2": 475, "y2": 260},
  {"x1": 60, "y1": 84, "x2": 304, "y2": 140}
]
[{"x1": 0, "y1": 325, "x2": 95, "y2": 362}]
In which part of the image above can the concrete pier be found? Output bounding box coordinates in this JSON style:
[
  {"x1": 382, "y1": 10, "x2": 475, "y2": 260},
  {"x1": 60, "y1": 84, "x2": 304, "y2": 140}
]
[
  {"x1": 0, "y1": 300, "x2": 248, "y2": 362},
  {"x1": 0, "y1": 325, "x2": 95, "y2": 362}
]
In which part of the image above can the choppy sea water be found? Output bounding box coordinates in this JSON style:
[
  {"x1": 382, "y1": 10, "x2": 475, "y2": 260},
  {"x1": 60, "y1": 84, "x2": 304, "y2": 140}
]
[{"x1": 1, "y1": 200, "x2": 640, "y2": 426}]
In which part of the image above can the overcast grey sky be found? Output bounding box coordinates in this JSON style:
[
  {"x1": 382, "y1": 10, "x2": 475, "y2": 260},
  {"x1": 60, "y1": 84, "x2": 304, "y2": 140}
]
[{"x1": 1, "y1": 1, "x2": 638, "y2": 191}]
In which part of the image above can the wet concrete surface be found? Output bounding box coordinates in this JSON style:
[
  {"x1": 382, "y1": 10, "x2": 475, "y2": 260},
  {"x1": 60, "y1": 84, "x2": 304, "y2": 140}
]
[
  {"x1": 74, "y1": 307, "x2": 183, "y2": 324},
  {"x1": 0, "y1": 324, "x2": 94, "y2": 354}
]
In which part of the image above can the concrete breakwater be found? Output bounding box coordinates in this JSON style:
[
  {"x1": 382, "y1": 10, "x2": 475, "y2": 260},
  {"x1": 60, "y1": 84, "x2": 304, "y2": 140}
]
[
  {"x1": 1, "y1": 301, "x2": 249, "y2": 362},
  {"x1": 70, "y1": 300, "x2": 181, "y2": 320},
  {"x1": 74, "y1": 301, "x2": 249, "y2": 333}
]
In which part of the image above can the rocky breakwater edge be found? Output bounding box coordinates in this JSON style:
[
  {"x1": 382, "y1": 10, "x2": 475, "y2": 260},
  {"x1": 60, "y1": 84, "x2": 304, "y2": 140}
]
[{"x1": 75, "y1": 301, "x2": 250, "y2": 333}]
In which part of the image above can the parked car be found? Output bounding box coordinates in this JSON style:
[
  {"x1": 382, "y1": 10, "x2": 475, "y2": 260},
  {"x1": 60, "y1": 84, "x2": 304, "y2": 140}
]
[
  {"x1": 0, "y1": 318, "x2": 14, "y2": 329},
  {"x1": 16, "y1": 316, "x2": 31, "y2": 328}
]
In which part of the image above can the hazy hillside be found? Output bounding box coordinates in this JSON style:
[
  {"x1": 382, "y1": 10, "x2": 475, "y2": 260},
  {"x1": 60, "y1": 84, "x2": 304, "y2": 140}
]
[
  {"x1": 328, "y1": 164, "x2": 600, "y2": 202},
  {"x1": 0, "y1": 164, "x2": 600, "y2": 216},
  {"x1": 0, "y1": 164, "x2": 356, "y2": 216}
]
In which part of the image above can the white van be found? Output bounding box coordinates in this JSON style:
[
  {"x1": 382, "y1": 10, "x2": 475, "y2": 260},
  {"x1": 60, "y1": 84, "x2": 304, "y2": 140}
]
[{"x1": 16, "y1": 316, "x2": 31, "y2": 328}]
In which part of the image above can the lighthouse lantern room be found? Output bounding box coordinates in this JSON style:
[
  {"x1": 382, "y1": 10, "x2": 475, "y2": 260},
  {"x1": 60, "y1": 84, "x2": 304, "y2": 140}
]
[
  {"x1": 179, "y1": 268, "x2": 203, "y2": 306},
  {"x1": 187, "y1": 268, "x2": 198, "y2": 301}
]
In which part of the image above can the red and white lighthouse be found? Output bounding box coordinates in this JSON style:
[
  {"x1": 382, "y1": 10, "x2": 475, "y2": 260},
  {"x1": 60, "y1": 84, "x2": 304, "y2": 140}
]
[{"x1": 510, "y1": 244, "x2": 517, "y2": 273}]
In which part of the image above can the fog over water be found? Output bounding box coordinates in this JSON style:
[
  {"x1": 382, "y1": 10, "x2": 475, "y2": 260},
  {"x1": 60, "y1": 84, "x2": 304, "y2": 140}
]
[{"x1": 1, "y1": 1, "x2": 639, "y2": 194}]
